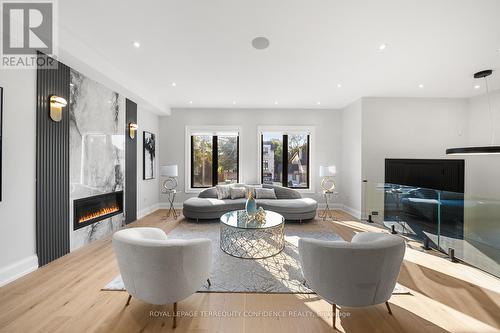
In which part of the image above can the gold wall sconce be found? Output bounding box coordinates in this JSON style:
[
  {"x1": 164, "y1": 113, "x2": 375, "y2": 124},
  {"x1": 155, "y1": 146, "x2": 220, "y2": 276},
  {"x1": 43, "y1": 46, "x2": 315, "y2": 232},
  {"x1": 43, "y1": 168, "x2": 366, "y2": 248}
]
[
  {"x1": 129, "y1": 122, "x2": 138, "y2": 139},
  {"x1": 49, "y1": 95, "x2": 67, "y2": 122}
]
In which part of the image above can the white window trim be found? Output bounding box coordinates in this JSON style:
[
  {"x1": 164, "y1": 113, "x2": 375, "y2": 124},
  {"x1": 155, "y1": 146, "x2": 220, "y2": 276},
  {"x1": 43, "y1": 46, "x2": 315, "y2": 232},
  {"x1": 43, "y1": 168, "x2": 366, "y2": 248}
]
[
  {"x1": 185, "y1": 125, "x2": 243, "y2": 193},
  {"x1": 257, "y1": 125, "x2": 315, "y2": 193}
]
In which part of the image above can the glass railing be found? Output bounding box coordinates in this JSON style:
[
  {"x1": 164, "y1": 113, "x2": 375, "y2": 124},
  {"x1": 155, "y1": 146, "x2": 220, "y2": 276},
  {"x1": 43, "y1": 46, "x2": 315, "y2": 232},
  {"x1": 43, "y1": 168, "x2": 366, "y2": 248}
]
[{"x1": 363, "y1": 181, "x2": 500, "y2": 278}]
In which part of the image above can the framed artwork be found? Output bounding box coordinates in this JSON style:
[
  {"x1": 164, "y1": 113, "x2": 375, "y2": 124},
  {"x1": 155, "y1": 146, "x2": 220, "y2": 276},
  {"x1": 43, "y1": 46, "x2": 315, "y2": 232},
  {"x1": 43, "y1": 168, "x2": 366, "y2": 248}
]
[
  {"x1": 143, "y1": 131, "x2": 156, "y2": 180},
  {"x1": 0, "y1": 87, "x2": 3, "y2": 201}
]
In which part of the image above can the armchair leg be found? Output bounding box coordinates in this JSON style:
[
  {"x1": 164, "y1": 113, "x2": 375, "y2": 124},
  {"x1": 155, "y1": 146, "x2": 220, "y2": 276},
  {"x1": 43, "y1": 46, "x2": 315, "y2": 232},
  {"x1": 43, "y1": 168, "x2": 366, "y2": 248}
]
[
  {"x1": 385, "y1": 301, "x2": 392, "y2": 315},
  {"x1": 207, "y1": 278, "x2": 211, "y2": 287},
  {"x1": 125, "y1": 295, "x2": 131, "y2": 307},
  {"x1": 173, "y1": 302, "x2": 177, "y2": 329},
  {"x1": 332, "y1": 303, "x2": 337, "y2": 330}
]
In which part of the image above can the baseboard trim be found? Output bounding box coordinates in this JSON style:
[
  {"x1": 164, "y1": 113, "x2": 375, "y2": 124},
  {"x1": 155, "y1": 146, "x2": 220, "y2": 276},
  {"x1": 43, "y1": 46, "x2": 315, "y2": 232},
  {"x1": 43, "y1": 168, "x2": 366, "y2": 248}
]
[
  {"x1": 0, "y1": 255, "x2": 39, "y2": 287},
  {"x1": 341, "y1": 205, "x2": 362, "y2": 219},
  {"x1": 137, "y1": 203, "x2": 160, "y2": 219}
]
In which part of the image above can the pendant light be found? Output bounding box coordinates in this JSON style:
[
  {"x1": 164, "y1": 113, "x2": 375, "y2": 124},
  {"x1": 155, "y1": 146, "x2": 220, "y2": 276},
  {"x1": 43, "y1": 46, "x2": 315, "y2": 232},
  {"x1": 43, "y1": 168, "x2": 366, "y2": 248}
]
[{"x1": 446, "y1": 69, "x2": 500, "y2": 155}]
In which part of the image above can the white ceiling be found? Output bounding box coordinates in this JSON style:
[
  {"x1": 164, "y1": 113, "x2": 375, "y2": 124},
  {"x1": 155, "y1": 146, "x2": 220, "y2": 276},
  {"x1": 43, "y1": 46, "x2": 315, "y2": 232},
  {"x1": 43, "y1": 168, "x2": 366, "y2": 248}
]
[{"x1": 58, "y1": 0, "x2": 500, "y2": 114}]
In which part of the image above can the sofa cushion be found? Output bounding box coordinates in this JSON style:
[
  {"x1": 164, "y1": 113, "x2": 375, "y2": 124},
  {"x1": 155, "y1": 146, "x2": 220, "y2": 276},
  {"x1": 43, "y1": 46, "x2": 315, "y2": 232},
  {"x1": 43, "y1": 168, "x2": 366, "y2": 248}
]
[
  {"x1": 183, "y1": 197, "x2": 246, "y2": 213},
  {"x1": 262, "y1": 184, "x2": 302, "y2": 199},
  {"x1": 230, "y1": 187, "x2": 246, "y2": 199},
  {"x1": 198, "y1": 187, "x2": 218, "y2": 198},
  {"x1": 255, "y1": 188, "x2": 277, "y2": 199},
  {"x1": 256, "y1": 198, "x2": 318, "y2": 213},
  {"x1": 243, "y1": 184, "x2": 262, "y2": 196},
  {"x1": 216, "y1": 184, "x2": 232, "y2": 199}
]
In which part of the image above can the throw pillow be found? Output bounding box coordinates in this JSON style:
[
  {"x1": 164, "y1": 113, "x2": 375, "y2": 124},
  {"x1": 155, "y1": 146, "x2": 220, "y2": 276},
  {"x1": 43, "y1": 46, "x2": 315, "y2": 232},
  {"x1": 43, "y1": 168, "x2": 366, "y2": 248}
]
[
  {"x1": 216, "y1": 184, "x2": 232, "y2": 199},
  {"x1": 255, "y1": 188, "x2": 277, "y2": 199},
  {"x1": 230, "y1": 187, "x2": 246, "y2": 199},
  {"x1": 244, "y1": 184, "x2": 262, "y2": 197}
]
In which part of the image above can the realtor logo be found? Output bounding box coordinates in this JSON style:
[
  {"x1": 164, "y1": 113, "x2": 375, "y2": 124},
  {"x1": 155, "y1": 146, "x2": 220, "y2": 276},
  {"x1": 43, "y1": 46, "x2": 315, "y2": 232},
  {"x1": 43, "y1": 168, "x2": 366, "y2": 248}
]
[{"x1": 1, "y1": 0, "x2": 57, "y2": 68}]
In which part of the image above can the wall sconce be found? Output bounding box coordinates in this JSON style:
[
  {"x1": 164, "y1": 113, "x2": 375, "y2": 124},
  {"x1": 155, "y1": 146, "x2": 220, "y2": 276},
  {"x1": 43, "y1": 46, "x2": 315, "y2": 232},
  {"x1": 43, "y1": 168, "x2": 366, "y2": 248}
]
[
  {"x1": 129, "y1": 122, "x2": 138, "y2": 139},
  {"x1": 49, "y1": 95, "x2": 67, "y2": 122}
]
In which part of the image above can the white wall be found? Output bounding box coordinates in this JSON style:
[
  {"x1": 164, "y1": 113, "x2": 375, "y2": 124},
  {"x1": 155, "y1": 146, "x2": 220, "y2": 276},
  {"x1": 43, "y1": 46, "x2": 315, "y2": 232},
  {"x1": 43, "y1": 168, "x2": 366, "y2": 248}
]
[
  {"x1": 360, "y1": 97, "x2": 469, "y2": 221},
  {"x1": 340, "y1": 99, "x2": 362, "y2": 218},
  {"x1": 159, "y1": 108, "x2": 342, "y2": 205},
  {"x1": 137, "y1": 107, "x2": 161, "y2": 218},
  {"x1": 465, "y1": 90, "x2": 500, "y2": 198},
  {"x1": 0, "y1": 69, "x2": 39, "y2": 286}
]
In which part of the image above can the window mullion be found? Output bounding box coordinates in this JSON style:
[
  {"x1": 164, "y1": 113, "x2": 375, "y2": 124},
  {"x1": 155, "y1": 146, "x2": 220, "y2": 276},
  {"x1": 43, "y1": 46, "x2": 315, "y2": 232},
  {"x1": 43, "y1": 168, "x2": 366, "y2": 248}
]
[
  {"x1": 212, "y1": 136, "x2": 218, "y2": 187},
  {"x1": 282, "y1": 134, "x2": 288, "y2": 187},
  {"x1": 237, "y1": 136, "x2": 240, "y2": 183}
]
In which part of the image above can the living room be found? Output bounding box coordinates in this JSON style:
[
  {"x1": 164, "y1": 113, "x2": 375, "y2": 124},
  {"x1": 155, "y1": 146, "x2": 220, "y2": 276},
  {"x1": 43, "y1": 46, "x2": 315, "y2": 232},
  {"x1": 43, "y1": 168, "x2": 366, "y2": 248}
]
[{"x1": 1, "y1": 1, "x2": 500, "y2": 332}]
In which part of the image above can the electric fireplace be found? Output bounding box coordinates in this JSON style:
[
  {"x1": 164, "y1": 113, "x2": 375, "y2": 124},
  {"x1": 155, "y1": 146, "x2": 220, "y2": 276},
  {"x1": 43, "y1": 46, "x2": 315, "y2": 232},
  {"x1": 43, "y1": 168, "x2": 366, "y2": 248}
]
[{"x1": 73, "y1": 191, "x2": 123, "y2": 230}]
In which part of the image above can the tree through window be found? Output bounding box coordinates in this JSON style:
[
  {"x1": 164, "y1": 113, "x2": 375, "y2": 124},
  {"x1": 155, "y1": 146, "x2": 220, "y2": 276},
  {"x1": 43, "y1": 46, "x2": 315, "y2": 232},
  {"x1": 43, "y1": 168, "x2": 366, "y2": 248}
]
[{"x1": 191, "y1": 132, "x2": 239, "y2": 188}]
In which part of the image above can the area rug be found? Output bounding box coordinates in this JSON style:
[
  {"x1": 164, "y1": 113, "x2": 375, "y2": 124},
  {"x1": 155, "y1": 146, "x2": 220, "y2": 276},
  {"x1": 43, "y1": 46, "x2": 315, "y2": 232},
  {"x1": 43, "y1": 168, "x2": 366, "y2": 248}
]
[{"x1": 104, "y1": 219, "x2": 411, "y2": 295}]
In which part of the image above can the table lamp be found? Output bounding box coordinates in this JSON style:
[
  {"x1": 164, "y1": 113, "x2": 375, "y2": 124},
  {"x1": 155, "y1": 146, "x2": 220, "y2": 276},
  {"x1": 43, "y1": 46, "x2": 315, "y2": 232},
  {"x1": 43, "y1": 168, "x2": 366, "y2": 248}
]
[
  {"x1": 160, "y1": 165, "x2": 178, "y2": 191},
  {"x1": 319, "y1": 165, "x2": 336, "y2": 192}
]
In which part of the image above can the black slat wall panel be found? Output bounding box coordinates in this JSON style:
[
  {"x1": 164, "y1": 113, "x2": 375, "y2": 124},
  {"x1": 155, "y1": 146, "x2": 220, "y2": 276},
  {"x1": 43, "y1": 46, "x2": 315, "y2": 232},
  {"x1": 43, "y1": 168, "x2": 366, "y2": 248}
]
[
  {"x1": 125, "y1": 99, "x2": 137, "y2": 223},
  {"x1": 36, "y1": 54, "x2": 70, "y2": 266}
]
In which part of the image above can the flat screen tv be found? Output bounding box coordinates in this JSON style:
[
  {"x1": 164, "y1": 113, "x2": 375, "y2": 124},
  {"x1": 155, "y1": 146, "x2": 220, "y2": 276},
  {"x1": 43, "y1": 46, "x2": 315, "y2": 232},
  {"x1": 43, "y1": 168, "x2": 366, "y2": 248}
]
[{"x1": 385, "y1": 159, "x2": 464, "y2": 193}]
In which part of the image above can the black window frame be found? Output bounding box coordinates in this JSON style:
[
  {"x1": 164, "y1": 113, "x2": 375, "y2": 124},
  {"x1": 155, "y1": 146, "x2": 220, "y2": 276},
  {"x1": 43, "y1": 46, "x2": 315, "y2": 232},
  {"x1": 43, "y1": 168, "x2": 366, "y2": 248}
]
[
  {"x1": 190, "y1": 134, "x2": 239, "y2": 188},
  {"x1": 261, "y1": 133, "x2": 310, "y2": 189}
]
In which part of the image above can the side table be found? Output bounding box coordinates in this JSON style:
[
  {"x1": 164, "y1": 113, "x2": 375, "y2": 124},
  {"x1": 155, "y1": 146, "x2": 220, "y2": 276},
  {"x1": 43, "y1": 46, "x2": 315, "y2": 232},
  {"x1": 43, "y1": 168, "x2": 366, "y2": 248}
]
[
  {"x1": 319, "y1": 191, "x2": 338, "y2": 221},
  {"x1": 161, "y1": 189, "x2": 178, "y2": 219}
]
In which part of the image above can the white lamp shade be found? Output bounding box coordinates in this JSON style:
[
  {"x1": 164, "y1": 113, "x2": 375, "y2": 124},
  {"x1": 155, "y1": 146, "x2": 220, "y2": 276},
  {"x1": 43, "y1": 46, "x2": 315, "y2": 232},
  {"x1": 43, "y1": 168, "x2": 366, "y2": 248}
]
[
  {"x1": 160, "y1": 165, "x2": 178, "y2": 177},
  {"x1": 319, "y1": 165, "x2": 336, "y2": 177}
]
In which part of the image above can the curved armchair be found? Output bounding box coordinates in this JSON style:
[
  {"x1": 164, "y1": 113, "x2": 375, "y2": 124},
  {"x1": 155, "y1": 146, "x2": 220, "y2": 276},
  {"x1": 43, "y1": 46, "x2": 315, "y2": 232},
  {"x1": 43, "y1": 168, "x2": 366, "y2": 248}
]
[
  {"x1": 299, "y1": 232, "x2": 405, "y2": 329},
  {"x1": 112, "y1": 227, "x2": 212, "y2": 328}
]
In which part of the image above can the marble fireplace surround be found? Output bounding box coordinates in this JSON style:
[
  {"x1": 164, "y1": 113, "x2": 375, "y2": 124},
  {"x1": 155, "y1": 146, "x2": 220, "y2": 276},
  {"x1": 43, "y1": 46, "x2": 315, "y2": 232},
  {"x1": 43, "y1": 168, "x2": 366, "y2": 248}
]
[{"x1": 69, "y1": 69, "x2": 126, "y2": 251}]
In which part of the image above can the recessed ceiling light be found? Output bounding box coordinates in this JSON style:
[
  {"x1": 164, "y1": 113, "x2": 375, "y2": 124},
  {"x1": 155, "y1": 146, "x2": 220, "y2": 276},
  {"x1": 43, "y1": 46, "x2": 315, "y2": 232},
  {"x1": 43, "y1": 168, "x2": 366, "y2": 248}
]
[
  {"x1": 474, "y1": 84, "x2": 481, "y2": 89},
  {"x1": 317, "y1": 101, "x2": 321, "y2": 105},
  {"x1": 171, "y1": 82, "x2": 177, "y2": 87},
  {"x1": 337, "y1": 83, "x2": 342, "y2": 88},
  {"x1": 232, "y1": 101, "x2": 236, "y2": 105},
  {"x1": 418, "y1": 84, "x2": 424, "y2": 88},
  {"x1": 378, "y1": 43, "x2": 387, "y2": 50},
  {"x1": 274, "y1": 101, "x2": 278, "y2": 105},
  {"x1": 252, "y1": 37, "x2": 270, "y2": 50},
  {"x1": 132, "y1": 41, "x2": 140, "y2": 48},
  {"x1": 189, "y1": 101, "x2": 193, "y2": 104}
]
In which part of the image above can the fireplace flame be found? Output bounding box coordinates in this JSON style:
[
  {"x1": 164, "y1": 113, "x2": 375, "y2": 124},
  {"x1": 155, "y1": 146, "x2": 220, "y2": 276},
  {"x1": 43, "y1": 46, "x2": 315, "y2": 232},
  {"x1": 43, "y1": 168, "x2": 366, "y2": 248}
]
[{"x1": 78, "y1": 204, "x2": 120, "y2": 223}]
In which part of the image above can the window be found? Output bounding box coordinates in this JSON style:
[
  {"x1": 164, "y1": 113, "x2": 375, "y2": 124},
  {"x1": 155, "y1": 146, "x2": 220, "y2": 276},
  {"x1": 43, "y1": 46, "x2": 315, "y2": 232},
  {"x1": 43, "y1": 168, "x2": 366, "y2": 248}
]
[
  {"x1": 260, "y1": 129, "x2": 310, "y2": 189},
  {"x1": 189, "y1": 128, "x2": 239, "y2": 189}
]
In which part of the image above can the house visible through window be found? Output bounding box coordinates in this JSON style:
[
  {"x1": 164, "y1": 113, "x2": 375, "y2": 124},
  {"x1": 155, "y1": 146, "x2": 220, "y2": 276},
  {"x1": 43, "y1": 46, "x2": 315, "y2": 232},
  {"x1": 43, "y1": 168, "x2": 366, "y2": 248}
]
[
  {"x1": 191, "y1": 131, "x2": 239, "y2": 188},
  {"x1": 261, "y1": 131, "x2": 309, "y2": 189}
]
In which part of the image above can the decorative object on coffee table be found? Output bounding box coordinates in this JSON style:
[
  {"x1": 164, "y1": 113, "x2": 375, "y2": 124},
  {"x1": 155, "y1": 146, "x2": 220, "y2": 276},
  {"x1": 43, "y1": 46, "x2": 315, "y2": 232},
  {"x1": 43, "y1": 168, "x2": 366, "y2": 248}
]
[
  {"x1": 245, "y1": 190, "x2": 257, "y2": 215},
  {"x1": 220, "y1": 210, "x2": 284, "y2": 259},
  {"x1": 160, "y1": 165, "x2": 178, "y2": 219}
]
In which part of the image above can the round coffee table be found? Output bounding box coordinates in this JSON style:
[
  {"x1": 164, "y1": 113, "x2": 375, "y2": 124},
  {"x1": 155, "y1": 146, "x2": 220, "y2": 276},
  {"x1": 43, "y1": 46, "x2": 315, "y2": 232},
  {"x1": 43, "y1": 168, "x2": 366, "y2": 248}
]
[{"x1": 220, "y1": 210, "x2": 285, "y2": 259}]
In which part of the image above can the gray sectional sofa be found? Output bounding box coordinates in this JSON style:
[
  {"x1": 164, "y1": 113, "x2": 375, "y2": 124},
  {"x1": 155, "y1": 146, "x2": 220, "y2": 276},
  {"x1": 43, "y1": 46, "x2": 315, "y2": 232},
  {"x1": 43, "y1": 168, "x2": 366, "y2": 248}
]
[{"x1": 183, "y1": 184, "x2": 318, "y2": 221}]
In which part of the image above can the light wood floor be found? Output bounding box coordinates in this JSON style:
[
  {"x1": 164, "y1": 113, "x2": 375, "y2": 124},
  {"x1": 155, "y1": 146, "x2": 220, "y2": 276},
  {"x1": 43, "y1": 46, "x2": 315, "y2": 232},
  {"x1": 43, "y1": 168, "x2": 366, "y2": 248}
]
[{"x1": 0, "y1": 210, "x2": 499, "y2": 333}]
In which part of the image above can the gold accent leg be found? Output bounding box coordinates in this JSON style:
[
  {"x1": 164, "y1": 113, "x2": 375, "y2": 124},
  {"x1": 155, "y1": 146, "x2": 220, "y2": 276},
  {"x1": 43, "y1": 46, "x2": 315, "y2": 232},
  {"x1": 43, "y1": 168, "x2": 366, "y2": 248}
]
[
  {"x1": 385, "y1": 301, "x2": 392, "y2": 315},
  {"x1": 333, "y1": 303, "x2": 337, "y2": 330},
  {"x1": 173, "y1": 302, "x2": 177, "y2": 328},
  {"x1": 125, "y1": 295, "x2": 131, "y2": 306}
]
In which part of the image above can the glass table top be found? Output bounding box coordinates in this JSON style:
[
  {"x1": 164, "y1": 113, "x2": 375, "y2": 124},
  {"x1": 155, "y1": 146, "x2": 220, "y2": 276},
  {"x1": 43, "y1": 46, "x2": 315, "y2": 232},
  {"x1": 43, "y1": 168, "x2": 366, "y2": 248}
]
[{"x1": 220, "y1": 210, "x2": 284, "y2": 229}]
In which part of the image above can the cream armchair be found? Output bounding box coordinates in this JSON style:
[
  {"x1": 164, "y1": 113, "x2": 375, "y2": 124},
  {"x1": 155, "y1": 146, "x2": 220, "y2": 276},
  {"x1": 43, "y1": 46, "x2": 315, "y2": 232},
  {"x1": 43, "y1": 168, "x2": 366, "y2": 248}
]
[
  {"x1": 112, "y1": 227, "x2": 212, "y2": 328},
  {"x1": 299, "y1": 232, "x2": 405, "y2": 330}
]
